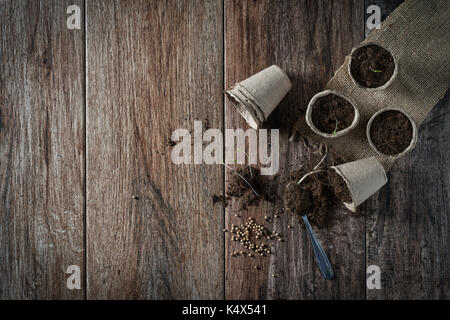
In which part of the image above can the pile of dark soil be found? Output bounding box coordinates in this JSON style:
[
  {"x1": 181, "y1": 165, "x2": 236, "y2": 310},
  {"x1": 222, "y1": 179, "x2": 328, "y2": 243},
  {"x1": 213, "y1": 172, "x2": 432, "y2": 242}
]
[
  {"x1": 218, "y1": 155, "x2": 354, "y2": 228},
  {"x1": 212, "y1": 194, "x2": 230, "y2": 207},
  {"x1": 282, "y1": 169, "x2": 334, "y2": 228},
  {"x1": 225, "y1": 166, "x2": 278, "y2": 210},
  {"x1": 370, "y1": 110, "x2": 413, "y2": 155},
  {"x1": 350, "y1": 44, "x2": 395, "y2": 88},
  {"x1": 226, "y1": 167, "x2": 259, "y2": 197},
  {"x1": 284, "y1": 182, "x2": 313, "y2": 216},
  {"x1": 328, "y1": 170, "x2": 352, "y2": 203},
  {"x1": 311, "y1": 94, "x2": 355, "y2": 134}
]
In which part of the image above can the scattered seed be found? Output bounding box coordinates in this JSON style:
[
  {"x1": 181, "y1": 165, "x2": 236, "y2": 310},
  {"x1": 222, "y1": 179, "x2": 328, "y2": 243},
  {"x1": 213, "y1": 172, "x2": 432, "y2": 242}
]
[{"x1": 227, "y1": 218, "x2": 283, "y2": 259}]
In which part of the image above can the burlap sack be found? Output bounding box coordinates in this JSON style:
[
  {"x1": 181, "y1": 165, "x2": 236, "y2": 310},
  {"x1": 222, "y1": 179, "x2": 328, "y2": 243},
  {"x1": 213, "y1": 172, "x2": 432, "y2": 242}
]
[{"x1": 292, "y1": 0, "x2": 449, "y2": 171}]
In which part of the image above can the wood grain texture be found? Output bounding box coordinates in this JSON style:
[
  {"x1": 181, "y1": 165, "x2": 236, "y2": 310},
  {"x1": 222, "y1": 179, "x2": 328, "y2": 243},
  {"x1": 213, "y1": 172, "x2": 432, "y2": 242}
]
[
  {"x1": 86, "y1": 0, "x2": 224, "y2": 299},
  {"x1": 0, "y1": 0, "x2": 85, "y2": 299},
  {"x1": 364, "y1": 0, "x2": 449, "y2": 300},
  {"x1": 225, "y1": 0, "x2": 365, "y2": 299},
  {"x1": 0, "y1": 0, "x2": 447, "y2": 300}
]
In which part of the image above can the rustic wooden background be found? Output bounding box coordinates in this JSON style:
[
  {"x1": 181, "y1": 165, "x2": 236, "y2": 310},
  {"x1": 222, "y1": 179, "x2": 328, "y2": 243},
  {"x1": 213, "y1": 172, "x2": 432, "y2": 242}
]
[{"x1": 0, "y1": 0, "x2": 448, "y2": 300}]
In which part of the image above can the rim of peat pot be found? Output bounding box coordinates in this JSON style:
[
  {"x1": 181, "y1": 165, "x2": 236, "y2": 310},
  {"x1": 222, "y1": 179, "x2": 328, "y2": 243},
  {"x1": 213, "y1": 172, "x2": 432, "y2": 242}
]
[
  {"x1": 225, "y1": 65, "x2": 292, "y2": 129},
  {"x1": 348, "y1": 42, "x2": 398, "y2": 91},
  {"x1": 305, "y1": 90, "x2": 360, "y2": 138},
  {"x1": 330, "y1": 166, "x2": 357, "y2": 212},
  {"x1": 331, "y1": 157, "x2": 388, "y2": 212},
  {"x1": 226, "y1": 85, "x2": 262, "y2": 129},
  {"x1": 366, "y1": 107, "x2": 418, "y2": 159}
]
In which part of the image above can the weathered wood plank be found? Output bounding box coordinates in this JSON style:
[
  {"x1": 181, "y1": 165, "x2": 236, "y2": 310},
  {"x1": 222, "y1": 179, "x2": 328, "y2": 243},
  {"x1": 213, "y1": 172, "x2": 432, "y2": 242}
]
[
  {"x1": 86, "y1": 0, "x2": 224, "y2": 299},
  {"x1": 364, "y1": 0, "x2": 449, "y2": 299},
  {"x1": 0, "y1": 0, "x2": 85, "y2": 299},
  {"x1": 225, "y1": 0, "x2": 365, "y2": 299}
]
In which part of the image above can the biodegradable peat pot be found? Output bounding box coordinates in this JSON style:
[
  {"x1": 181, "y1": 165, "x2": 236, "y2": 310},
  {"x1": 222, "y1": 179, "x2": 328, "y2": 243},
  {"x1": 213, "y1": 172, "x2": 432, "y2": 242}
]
[
  {"x1": 331, "y1": 157, "x2": 388, "y2": 212},
  {"x1": 367, "y1": 108, "x2": 418, "y2": 158},
  {"x1": 348, "y1": 42, "x2": 398, "y2": 91},
  {"x1": 225, "y1": 65, "x2": 292, "y2": 129},
  {"x1": 305, "y1": 90, "x2": 360, "y2": 138}
]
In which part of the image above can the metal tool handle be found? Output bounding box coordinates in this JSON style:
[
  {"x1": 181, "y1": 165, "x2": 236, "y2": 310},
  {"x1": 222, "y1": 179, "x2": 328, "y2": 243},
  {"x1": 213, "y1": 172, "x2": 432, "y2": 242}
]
[{"x1": 302, "y1": 215, "x2": 334, "y2": 280}]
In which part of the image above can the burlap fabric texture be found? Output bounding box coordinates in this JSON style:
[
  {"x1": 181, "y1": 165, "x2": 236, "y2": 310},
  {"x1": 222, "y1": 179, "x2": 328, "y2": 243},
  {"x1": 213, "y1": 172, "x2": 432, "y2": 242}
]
[{"x1": 293, "y1": 0, "x2": 449, "y2": 171}]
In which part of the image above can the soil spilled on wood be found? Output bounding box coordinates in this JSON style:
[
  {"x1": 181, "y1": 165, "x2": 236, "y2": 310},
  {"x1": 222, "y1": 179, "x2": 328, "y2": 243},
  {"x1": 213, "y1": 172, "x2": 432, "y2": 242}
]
[
  {"x1": 350, "y1": 44, "x2": 395, "y2": 88},
  {"x1": 220, "y1": 151, "x2": 354, "y2": 230},
  {"x1": 212, "y1": 194, "x2": 230, "y2": 207},
  {"x1": 225, "y1": 166, "x2": 278, "y2": 210},
  {"x1": 282, "y1": 169, "x2": 335, "y2": 228},
  {"x1": 370, "y1": 110, "x2": 413, "y2": 155},
  {"x1": 328, "y1": 170, "x2": 352, "y2": 203},
  {"x1": 220, "y1": 151, "x2": 359, "y2": 271},
  {"x1": 226, "y1": 167, "x2": 259, "y2": 198},
  {"x1": 284, "y1": 182, "x2": 313, "y2": 216},
  {"x1": 311, "y1": 94, "x2": 355, "y2": 134}
]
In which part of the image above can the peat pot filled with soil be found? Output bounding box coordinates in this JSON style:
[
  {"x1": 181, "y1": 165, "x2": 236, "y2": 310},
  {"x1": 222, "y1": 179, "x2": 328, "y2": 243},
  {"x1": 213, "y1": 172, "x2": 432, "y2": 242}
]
[
  {"x1": 367, "y1": 108, "x2": 418, "y2": 158},
  {"x1": 349, "y1": 42, "x2": 397, "y2": 90},
  {"x1": 306, "y1": 90, "x2": 359, "y2": 138}
]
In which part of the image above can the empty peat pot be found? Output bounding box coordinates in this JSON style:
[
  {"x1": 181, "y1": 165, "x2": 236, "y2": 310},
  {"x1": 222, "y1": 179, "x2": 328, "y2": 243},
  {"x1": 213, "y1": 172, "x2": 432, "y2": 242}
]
[
  {"x1": 330, "y1": 157, "x2": 388, "y2": 212},
  {"x1": 348, "y1": 42, "x2": 397, "y2": 90},
  {"x1": 225, "y1": 65, "x2": 292, "y2": 129},
  {"x1": 367, "y1": 108, "x2": 418, "y2": 158},
  {"x1": 306, "y1": 90, "x2": 360, "y2": 138}
]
